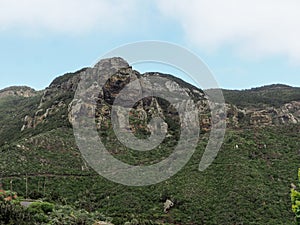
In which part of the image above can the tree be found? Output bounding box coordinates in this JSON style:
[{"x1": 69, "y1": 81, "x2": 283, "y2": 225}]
[{"x1": 291, "y1": 169, "x2": 300, "y2": 224}]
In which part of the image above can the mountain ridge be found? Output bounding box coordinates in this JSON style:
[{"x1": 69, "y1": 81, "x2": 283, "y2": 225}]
[
  {"x1": 0, "y1": 57, "x2": 299, "y2": 224},
  {"x1": 1, "y1": 57, "x2": 299, "y2": 132}
]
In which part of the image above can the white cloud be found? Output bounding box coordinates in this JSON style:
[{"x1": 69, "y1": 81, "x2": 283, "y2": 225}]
[
  {"x1": 0, "y1": 0, "x2": 138, "y2": 35},
  {"x1": 156, "y1": 0, "x2": 300, "y2": 63},
  {"x1": 2, "y1": 0, "x2": 300, "y2": 64}
]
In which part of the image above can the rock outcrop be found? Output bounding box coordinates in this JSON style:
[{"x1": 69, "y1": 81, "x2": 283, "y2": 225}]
[
  {"x1": 19, "y1": 57, "x2": 300, "y2": 132},
  {"x1": 68, "y1": 57, "x2": 209, "y2": 137},
  {"x1": 225, "y1": 101, "x2": 300, "y2": 127},
  {"x1": 0, "y1": 86, "x2": 37, "y2": 99}
]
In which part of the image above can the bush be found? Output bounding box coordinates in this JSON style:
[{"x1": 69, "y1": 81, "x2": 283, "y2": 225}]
[
  {"x1": 291, "y1": 169, "x2": 300, "y2": 224},
  {"x1": 0, "y1": 202, "x2": 32, "y2": 225},
  {"x1": 27, "y1": 201, "x2": 54, "y2": 214},
  {"x1": 26, "y1": 202, "x2": 54, "y2": 223}
]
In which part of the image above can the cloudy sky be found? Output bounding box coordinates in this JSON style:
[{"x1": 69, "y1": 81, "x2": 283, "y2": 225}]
[{"x1": 0, "y1": 0, "x2": 299, "y2": 90}]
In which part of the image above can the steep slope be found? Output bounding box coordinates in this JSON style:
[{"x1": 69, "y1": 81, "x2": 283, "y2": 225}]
[
  {"x1": 0, "y1": 88, "x2": 41, "y2": 146},
  {"x1": 0, "y1": 58, "x2": 299, "y2": 224}
]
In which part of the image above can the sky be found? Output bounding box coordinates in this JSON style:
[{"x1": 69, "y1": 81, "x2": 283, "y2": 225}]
[{"x1": 0, "y1": 0, "x2": 300, "y2": 90}]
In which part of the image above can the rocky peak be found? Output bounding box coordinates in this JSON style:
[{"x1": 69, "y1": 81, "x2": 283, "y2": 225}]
[
  {"x1": 21, "y1": 58, "x2": 135, "y2": 131},
  {"x1": 70, "y1": 57, "x2": 208, "y2": 136},
  {"x1": 94, "y1": 57, "x2": 130, "y2": 70},
  {"x1": 19, "y1": 57, "x2": 300, "y2": 132}
]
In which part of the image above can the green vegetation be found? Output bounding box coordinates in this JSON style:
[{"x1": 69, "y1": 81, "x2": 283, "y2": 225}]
[
  {"x1": 0, "y1": 94, "x2": 41, "y2": 145},
  {"x1": 291, "y1": 169, "x2": 300, "y2": 224},
  {"x1": 223, "y1": 84, "x2": 300, "y2": 108},
  {"x1": 0, "y1": 191, "x2": 111, "y2": 225},
  {"x1": 0, "y1": 68, "x2": 300, "y2": 224},
  {"x1": 1, "y1": 124, "x2": 299, "y2": 224}
]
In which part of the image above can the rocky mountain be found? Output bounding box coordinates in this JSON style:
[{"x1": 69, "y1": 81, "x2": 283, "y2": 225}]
[
  {"x1": 14, "y1": 58, "x2": 299, "y2": 135},
  {"x1": 20, "y1": 58, "x2": 210, "y2": 136},
  {"x1": 0, "y1": 57, "x2": 300, "y2": 224}
]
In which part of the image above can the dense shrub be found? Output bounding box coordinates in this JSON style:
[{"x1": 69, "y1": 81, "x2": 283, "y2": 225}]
[{"x1": 291, "y1": 169, "x2": 300, "y2": 224}]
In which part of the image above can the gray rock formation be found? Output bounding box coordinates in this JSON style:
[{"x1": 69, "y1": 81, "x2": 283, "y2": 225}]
[{"x1": 19, "y1": 57, "x2": 300, "y2": 132}]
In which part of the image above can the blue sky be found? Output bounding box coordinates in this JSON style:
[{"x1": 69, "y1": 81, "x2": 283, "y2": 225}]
[{"x1": 0, "y1": 0, "x2": 299, "y2": 90}]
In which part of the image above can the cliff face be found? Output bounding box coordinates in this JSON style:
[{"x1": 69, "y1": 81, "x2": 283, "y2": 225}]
[
  {"x1": 15, "y1": 57, "x2": 300, "y2": 133},
  {"x1": 226, "y1": 101, "x2": 300, "y2": 127},
  {"x1": 18, "y1": 58, "x2": 208, "y2": 135}
]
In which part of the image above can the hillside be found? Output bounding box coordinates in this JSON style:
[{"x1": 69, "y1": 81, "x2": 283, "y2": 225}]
[
  {"x1": 223, "y1": 84, "x2": 300, "y2": 108},
  {"x1": 0, "y1": 58, "x2": 299, "y2": 224}
]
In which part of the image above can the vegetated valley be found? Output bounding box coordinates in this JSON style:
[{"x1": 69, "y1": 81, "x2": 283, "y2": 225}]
[{"x1": 0, "y1": 58, "x2": 300, "y2": 224}]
